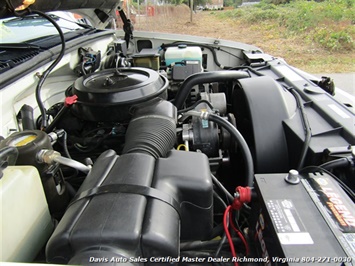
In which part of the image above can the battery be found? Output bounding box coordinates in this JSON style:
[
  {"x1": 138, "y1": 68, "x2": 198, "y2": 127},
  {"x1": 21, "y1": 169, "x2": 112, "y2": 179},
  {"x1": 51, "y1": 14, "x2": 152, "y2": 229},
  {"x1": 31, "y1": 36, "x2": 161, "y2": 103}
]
[{"x1": 251, "y1": 172, "x2": 354, "y2": 265}]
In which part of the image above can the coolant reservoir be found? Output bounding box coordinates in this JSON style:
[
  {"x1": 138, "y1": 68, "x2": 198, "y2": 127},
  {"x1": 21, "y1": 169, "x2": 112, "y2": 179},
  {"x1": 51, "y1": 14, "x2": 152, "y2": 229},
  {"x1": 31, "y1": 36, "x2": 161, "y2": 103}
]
[
  {"x1": 0, "y1": 166, "x2": 53, "y2": 262},
  {"x1": 165, "y1": 45, "x2": 202, "y2": 66}
]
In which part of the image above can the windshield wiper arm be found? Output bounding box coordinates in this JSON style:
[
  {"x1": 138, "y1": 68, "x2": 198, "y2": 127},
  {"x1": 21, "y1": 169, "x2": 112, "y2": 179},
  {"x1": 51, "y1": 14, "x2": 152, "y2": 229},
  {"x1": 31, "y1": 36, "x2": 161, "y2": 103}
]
[{"x1": 0, "y1": 43, "x2": 41, "y2": 49}]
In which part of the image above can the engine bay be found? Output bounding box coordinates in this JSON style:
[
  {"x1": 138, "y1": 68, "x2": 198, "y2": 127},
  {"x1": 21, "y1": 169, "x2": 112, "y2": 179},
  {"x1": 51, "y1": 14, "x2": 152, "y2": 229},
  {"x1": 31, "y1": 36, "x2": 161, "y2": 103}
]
[{"x1": 0, "y1": 30, "x2": 354, "y2": 265}]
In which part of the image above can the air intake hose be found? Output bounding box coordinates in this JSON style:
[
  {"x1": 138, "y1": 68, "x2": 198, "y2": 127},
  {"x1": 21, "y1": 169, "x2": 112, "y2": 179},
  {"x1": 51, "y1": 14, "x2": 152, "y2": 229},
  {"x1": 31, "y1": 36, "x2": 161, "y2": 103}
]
[{"x1": 123, "y1": 99, "x2": 177, "y2": 159}]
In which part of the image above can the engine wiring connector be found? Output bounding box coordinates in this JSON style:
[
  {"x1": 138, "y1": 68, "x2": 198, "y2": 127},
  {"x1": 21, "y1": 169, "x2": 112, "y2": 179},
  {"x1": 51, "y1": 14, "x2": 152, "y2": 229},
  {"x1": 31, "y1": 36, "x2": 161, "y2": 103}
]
[{"x1": 231, "y1": 186, "x2": 252, "y2": 210}]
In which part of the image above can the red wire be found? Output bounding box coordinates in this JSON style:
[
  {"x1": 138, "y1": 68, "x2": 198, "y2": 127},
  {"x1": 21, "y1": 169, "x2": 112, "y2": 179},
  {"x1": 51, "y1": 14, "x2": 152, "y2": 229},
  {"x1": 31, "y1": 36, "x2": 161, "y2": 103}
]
[
  {"x1": 229, "y1": 211, "x2": 250, "y2": 255},
  {"x1": 223, "y1": 205, "x2": 239, "y2": 266}
]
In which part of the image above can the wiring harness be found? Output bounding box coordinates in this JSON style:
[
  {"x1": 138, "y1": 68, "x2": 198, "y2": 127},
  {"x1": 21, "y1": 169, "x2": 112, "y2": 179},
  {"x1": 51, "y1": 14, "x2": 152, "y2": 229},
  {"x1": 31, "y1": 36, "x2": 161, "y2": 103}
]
[{"x1": 223, "y1": 186, "x2": 251, "y2": 265}]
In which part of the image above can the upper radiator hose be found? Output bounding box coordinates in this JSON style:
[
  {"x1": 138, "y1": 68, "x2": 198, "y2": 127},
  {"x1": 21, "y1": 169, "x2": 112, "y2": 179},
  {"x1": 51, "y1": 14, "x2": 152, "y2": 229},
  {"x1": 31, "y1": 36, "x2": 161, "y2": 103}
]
[
  {"x1": 123, "y1": 99, "x2": 177, "y2": 159},
  {"x1": 173, "y1": 71, "x2": 249, "y2": 109}
]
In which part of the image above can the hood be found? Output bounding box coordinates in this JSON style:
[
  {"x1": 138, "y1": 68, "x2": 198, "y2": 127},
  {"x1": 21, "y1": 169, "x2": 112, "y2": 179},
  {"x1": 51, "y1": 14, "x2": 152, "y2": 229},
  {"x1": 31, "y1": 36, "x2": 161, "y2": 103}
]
[{"x1": 0, "y1": 0, "x2": 121, "y2": 22}]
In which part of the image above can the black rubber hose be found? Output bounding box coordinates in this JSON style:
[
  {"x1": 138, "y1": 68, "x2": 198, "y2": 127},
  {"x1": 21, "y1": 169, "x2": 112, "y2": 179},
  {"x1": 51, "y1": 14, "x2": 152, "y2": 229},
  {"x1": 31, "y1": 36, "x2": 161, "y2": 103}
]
[
  {"x1": 178, "y1": 99, "x2": 214, "y2": 114},
  {"x1": 211, "y1": 174, "x2": 234, "y2": 204},
  {"x1": 20, "y1": 104, "x2": 35, "y2": 130},
  {"x1": 45, "y1": 105, "x2": 70, "y2": 133},
  {"x1": 173, "y1": 71, "x2": 249, "y2": 110},
  {"x1": 209, "y1": 223, "x2": 224, "y2": 240},
  {"x1": 208, "y1": 114, "x2": 254, "y2": 187},
  {"x1": 30, "y1": 10, "x2": 66, "y2": 130},
  {"x1": 290, "y1": 88, "x2": 312, "y2": 170},
  {"x1": 0, "y1": 146, "x2": 19, "y2": 166},
  {"x1": 123, "y1": 100, "x2": 177, "y2": 159},
  {"x1": 213, "y1": 190, "x2": 227, "y2": 209},
  {"x1": 123, "y1": 117, "x2": 176, "y2": 159},
  {"x1": 320, "y1": 158, "x2": 351, "y2": 170},
  {"x1": 2, "y1": 5, "x2": 65, "y2": 131},
  {"x1": 61, "y1": 131, "x2": 71, "y2": 159}
]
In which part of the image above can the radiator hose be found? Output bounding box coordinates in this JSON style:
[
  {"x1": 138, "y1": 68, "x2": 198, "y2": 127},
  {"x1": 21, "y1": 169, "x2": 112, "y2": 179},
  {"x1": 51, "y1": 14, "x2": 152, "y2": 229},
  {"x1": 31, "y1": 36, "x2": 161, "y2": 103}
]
[{"x1": 174, "y1": 71, "x2": 249, "y2": 110}]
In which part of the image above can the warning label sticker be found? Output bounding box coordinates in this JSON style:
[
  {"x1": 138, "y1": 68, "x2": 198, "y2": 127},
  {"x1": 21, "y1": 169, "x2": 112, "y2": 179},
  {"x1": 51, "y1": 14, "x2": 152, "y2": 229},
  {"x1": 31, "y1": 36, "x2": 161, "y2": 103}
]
[{"x1": 266, "y1": 199, "x2": 314, "y2": 245}]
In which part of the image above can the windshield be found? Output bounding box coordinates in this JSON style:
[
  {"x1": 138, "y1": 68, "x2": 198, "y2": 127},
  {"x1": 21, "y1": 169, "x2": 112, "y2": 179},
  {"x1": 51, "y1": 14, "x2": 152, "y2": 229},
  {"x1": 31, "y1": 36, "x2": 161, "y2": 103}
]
[{"x1": 0, "y1": 11, "x2": 87, "y2": 43}]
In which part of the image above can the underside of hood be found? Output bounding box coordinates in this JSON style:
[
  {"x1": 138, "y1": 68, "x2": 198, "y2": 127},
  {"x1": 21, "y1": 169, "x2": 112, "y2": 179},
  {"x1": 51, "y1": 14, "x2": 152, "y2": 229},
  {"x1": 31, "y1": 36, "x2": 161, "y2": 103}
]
[{"x1": 0, "y1": 0, "x2": 121, "y2": 19}]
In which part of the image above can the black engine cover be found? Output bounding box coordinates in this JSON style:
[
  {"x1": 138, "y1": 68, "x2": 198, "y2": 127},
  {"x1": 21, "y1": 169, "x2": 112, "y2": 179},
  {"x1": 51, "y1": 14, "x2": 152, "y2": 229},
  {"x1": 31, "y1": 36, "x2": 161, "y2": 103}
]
[{"x1": 46, "y1": 149, "x2": 212, "y2": 265}]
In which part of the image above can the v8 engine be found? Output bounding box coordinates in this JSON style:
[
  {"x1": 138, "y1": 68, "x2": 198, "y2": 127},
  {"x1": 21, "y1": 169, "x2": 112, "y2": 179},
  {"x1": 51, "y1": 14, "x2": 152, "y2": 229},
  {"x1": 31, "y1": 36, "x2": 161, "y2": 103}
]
[
  {"x1": 46, "y1": 100, "x2": 213, "y2": 264},
  {"x1": 1, "y1": 37, "x2": 354, "y2": 266}
]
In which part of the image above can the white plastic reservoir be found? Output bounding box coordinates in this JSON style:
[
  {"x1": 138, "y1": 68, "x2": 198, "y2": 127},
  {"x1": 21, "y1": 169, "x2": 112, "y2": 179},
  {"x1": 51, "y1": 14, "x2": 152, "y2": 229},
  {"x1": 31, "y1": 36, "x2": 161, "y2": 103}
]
[
  {"x1": 165, "y1": 45, "x2": 202, "y2": 66},
  {"x1": 0, "y1": 166, "x2": 53, "y2": 262}
]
